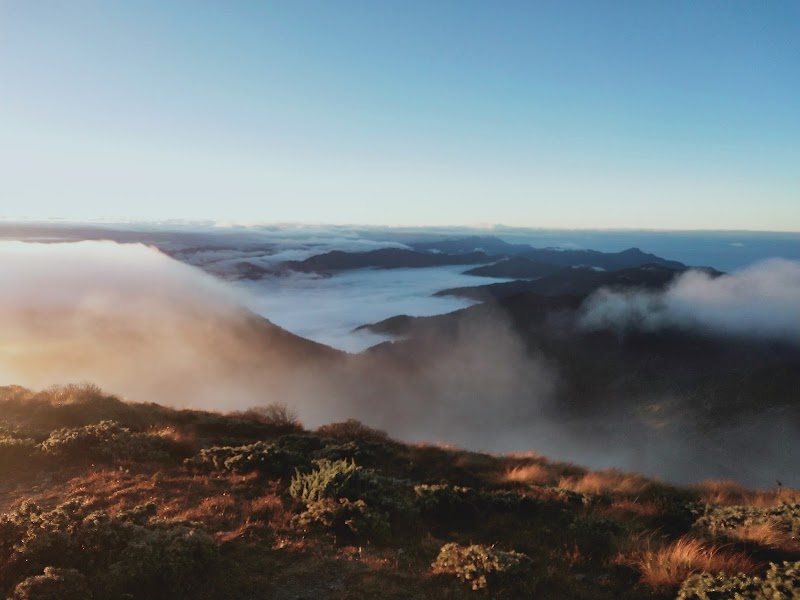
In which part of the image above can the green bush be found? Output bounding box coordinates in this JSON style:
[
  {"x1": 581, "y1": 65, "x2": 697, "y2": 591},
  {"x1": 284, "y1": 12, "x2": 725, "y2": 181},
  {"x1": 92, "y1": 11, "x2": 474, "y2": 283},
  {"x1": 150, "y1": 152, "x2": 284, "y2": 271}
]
[
  {"x1": 40, "y1": 421, "x2": 174, "y2": 462},
  {"x1": 8, "y1": 567, "x2": 92, "y2": 600},
  {"x1": 289, "y1": 459, "x2": 414, "y2": 542},
  {"x1": 431, "y1": 542, "x2": 533, "y2": 592},
  {"x1": 186, "y1": 441, "x2": 304, "y2": 479},
  {"x1": 0, "y1": 500, "x2": 217, "y2": 600},
  {"x1": 693, "y1": 503, "x2": 800, "y2": 538},
  {"x1": 677, "y1": 561, "x2": 800, "y2": 600}
]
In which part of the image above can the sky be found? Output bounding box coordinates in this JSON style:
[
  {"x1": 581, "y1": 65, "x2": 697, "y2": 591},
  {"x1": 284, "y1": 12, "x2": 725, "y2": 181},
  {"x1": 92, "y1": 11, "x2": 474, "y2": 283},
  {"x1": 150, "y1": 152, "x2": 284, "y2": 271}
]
[{"x1": 0, "y1": 1, "x2": 798, "y2": 230}]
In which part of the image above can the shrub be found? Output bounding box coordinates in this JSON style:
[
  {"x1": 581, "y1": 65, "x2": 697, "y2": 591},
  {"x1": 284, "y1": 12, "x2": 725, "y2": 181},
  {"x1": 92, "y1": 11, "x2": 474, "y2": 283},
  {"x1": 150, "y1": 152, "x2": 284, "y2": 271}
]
[
  {"x1": 289, "y1": 459, "x2": 414, "y2": 542},
  {"x1": 9, "y1": 567, "x2": 91, "y2": 600},
  {"x1": 40, "y1": 421, "x2": 175, "y2": 462},
  {"x1": 431, "y1": 542, "x2": 533, "y2": 592},
  {"x1": 186, "y1": 441, "x2": 304, "y2": 479},
  {"x1": 0, "y1": 500, "x2": 217, "y2": 600},
  {"x1": 693, "y1": 503, "x2": 800, "y2": 538},
  {"x1": 237, "y1": 403, "x2": 302, "y2": 434},
  {"x1": 677, "y1": 561, "x2": 800, "y2": 600},
  {"x1": 315, "y1": 419, "x2": 390, "y2": 443}
]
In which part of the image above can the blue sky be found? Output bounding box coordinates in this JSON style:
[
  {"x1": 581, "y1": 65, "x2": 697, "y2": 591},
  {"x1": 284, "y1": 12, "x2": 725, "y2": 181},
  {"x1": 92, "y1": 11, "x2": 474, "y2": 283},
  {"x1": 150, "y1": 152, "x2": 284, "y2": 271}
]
[{"x1": 1, "y1": 1, "x2": 798, "y2": 229}]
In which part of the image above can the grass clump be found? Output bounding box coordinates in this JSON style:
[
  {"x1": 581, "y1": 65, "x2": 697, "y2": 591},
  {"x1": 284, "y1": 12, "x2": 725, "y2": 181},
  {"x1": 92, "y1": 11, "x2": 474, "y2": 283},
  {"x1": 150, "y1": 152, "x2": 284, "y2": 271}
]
[
  {"x1": 630, "y1": 535, "x2": 756, "y2": 590},
  {"x1": 431, "y1": 542, "x2": 533, "y2": 592},
  {"x1": 677, "y1": 560, "x2": 800, "y2": 599}
]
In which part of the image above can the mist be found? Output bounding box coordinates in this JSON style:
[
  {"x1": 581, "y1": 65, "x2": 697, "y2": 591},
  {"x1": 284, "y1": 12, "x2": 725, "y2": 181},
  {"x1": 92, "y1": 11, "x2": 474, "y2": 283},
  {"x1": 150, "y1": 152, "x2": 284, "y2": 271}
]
[
  {"x1": 2, "y1": 240, "x2": 797, "y2": 487},
  {"x1": 0, "y1": 240, "x2": 552, "y2": 432},
  {"x1": 0, "y1": 241, "x2": 316, "y2": 408},
  {"x1": 579, "y1": 259, "x2": 800, "y2": 343},
  {"x1": 236, "y1": 266, "x2": 509, "y2": 351}
]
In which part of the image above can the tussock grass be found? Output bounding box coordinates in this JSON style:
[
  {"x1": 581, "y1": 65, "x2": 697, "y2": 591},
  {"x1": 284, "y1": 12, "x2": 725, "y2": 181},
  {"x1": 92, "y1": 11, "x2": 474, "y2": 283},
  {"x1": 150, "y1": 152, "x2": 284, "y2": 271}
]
[
  {"x1": 627, "y1": 535, "x2": 758, "y2": 589},
  {"x1": 695, "y1": 479, "x2": 800, "y2": 507}
]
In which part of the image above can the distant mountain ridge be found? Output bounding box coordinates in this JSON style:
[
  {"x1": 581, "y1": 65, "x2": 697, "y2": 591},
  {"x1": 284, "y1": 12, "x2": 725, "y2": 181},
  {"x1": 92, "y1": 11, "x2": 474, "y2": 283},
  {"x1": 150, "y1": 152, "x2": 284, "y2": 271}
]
[
  {"x1": 436, "y1": 264, "x2": 718, "y2": 301},
  {"x1": 281, "y1": 248, "x2": 494, "y2": 273}
]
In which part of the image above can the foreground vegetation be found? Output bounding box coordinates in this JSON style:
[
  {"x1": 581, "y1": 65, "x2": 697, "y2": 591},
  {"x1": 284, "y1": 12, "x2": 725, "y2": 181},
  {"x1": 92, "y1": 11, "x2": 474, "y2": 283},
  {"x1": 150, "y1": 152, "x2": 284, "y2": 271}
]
[{"x1": 0, "y1": 384, "x2": 798, "y2": 599}]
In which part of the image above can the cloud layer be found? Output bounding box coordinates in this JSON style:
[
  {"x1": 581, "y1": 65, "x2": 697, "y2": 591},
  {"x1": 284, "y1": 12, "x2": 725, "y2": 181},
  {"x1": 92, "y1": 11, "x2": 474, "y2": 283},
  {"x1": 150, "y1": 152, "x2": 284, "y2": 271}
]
[{"x1": 580, "y1": 259, "x2": 800, "y2": 342}]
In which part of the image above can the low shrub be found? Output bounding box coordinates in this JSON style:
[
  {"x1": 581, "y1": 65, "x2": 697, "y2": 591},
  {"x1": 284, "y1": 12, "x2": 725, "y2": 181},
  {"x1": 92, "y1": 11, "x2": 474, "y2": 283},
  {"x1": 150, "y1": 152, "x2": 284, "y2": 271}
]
[
  {"x1": 431, "y1": 542, "x2": 533, "y2": 592},
  {"x1": 693, "y1": 502, "x2": 800, "y2": 538},
  {"x1": 8, "y1": 567, "x2": 91, "y2": 600},
  {"x1": 315, "y1": 419, "x2": 390, "y2": 443},
  {"x1": 40, "y1": 421, "x2": 175, "y2": 462},
  {"x1": 677, "y1": 560, "x2": 800, "y2": 599},
  {"x1": 186, "y1": 441, "x2": 304, "y2": 479},
  {"x1": 236, "y1": 403, "x2": 302, "y2": 434},
  {"x1": 0, "y1": 500, "x2": 217, "y2": 600},
  {"x1": 289, "y1": 459, "x2": 414, "y2": 542}
]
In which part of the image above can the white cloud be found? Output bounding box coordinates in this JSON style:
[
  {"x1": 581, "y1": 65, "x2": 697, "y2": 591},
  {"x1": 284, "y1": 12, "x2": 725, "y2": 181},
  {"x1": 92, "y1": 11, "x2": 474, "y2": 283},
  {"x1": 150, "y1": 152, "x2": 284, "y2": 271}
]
[{"x1": 579, "y1": 259, "x2": 800, "y2": 342}]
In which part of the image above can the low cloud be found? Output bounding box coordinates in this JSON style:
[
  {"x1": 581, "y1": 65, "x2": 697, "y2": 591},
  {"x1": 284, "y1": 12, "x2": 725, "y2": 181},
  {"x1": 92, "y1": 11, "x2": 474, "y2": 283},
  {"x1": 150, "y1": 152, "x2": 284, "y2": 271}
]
[{"x1": 579, "y1": 259, "x2": 800, "y2": 343}]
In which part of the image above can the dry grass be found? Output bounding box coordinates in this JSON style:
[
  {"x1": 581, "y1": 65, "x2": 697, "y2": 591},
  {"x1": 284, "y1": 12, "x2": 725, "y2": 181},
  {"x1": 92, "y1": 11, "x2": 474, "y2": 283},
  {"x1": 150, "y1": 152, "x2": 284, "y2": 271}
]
[
  {"x1": 694, "y1": 479, "x2": 800, "y2": 507},
  {"x1": 558, "y1": 469, "x2": 654, "y2": 496},
  {"x1": 725, "y1": 522, "x2": 800, "y2": 552},
  {"x1": 503, "y1": 463, "x2": 556, "y2": 486},
  {"x1": 627, "y1": 535, "x2": 758, "y2": 589},
  {"x1": 598, "y1": 498, "x2": 665, "y2": 523}
]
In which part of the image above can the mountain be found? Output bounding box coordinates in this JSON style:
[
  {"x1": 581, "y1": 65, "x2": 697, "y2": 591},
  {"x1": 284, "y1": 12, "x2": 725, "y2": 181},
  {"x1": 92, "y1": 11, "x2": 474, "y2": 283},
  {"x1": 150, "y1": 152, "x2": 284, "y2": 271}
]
[
  {"x1": 437, "y1": 264, "x2": 716, "y2": 300},
  {"x1": 360, "y1": 287, "x2": 800, "y2": 434},
  {"x1": 282, "y1": 248, "x2": 494, "y2": 273},
  {"x1": 408, "y1": 235, "x2": 532, "y2": 255},
  {"x1": 516, "y1": 246, "x2": 686, "y2": 270},
  {"x1": 464, "y1": 256, "x2": 565, "y2": 278}
]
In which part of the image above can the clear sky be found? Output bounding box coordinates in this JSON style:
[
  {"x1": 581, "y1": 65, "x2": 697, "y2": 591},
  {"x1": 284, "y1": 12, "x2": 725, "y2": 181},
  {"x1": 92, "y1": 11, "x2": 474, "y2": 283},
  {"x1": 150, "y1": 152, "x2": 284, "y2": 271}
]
[{"x1": 1, "y1": 1, "x2": 798, "y2": 230}]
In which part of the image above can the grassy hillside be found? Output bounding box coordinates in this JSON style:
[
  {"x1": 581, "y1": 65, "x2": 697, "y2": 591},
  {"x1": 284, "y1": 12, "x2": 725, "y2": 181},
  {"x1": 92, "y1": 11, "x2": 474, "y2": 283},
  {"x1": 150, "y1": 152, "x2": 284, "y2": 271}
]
[{"x1": 0, "y1": 384, "x2": 798, "y2": 600}]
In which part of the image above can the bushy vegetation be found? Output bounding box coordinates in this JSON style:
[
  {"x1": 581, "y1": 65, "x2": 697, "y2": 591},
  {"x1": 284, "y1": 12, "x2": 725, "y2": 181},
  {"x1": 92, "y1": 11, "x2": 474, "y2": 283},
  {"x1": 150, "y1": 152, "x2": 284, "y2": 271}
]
[
  {"x1": 40, "y1": 420, "x2": 177, "y2": 462},
  {"x1": 693, "y1": 502, "x2": 800, "y2": 538},
  {"x1": 677, "y1": 560, "x2": 800, "y2": 599},
  {"x1": 186, "y1": 440, "x2": 304, "y2": 478},
  {"x1": 431, "y1": 542, "x2": 533, "y2": 592},
  {"x1": 289, "y1": 459, "x2": 415, "y2": 542},
  {"x1": 0, "y1": 383, "x2": 798, "y2": 600},
  {"x1": 0, "y1": 500, "x2": 217, "y2": 600}
]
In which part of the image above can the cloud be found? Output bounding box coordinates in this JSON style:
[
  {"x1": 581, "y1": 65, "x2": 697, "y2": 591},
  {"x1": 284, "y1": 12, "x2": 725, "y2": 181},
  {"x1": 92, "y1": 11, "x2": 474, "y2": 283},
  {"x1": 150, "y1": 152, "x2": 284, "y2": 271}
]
[
  {"x1": 236, "y1": 265, "x2": 497, "y2": 352},
  {"x1": 0, "y1": 241, "x2": 309, "y2": 408},
  {"x1": 579, "y1": 259, "x2": 800, "y2": 342}
]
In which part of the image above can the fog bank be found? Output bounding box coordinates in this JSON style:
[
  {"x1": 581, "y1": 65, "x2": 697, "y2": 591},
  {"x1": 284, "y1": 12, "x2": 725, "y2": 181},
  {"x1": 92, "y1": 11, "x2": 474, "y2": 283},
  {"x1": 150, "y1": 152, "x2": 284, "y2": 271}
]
[{"x1": 580, "y1": 259, "x2": 800, "y2": 343}]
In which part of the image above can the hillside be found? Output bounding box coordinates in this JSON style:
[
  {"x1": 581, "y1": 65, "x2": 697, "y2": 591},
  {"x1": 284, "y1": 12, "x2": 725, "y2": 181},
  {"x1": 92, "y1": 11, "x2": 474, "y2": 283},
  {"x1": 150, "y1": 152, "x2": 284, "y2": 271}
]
[
  {"x1": 281, "y1": 248, "x2": 494, "y2": 274},
  {"x1": 0, "y1": 384, "x2": 798, "y2": 600},
  {"x1": 436, "y1": 264, "x2": 716, "y2": 300}
]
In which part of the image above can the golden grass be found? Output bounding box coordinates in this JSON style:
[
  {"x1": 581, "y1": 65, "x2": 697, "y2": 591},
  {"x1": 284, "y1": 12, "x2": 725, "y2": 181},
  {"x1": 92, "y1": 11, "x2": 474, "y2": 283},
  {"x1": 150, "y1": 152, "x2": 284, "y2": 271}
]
[
  {"x1": 503, "y1": 463, "x2": 555, "y2": 486},
  {"x1": 558, "y1": 469, "x2": 654, "y2": 496},
  {"x1": 725, "y1": 522, "x2": 800, "y2": 552},
  {"x1": 628, "y1": 535, "x2": 758, "y2": 589},
  {"x1": 694, "y1": 479, "x2": 800, "y2": 507}
]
